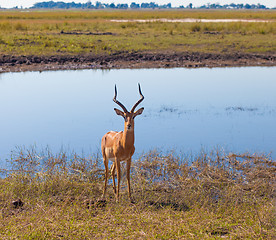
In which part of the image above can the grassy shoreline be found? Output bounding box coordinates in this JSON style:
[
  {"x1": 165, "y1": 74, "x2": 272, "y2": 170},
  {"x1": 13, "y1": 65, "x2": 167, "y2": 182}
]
[
  {"x1": 0, "y1": 10, "x2": 275, "y2": 72},
  {"x1": 0, "y1": 148, "x2": 275, "y2": 239}
]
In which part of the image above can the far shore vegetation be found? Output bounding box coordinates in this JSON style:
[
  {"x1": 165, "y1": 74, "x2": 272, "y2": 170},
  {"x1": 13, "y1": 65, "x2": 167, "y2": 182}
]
[
  {"x1": 0, "y1": 147, "x2": 275, "y2": 239},
  {"x1": 2, "y1": 1, "x2": 273, "y2": 10},
  {"x1": 0, "y1": 10, "x2": 275, "y2": 57}
]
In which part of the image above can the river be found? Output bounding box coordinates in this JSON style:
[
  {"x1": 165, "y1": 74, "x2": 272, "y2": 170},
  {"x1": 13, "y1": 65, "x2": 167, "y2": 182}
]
[{"x1": 0, "y1": 67, "x2": 275, "y2": 164}]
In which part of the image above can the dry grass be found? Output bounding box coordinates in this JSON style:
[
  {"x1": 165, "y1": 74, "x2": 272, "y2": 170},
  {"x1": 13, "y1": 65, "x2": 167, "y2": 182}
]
[
  {"x1": 0, "y1": 147, "x2": 275, "y2": 239},
  {"x1": 0, "y1": 10, "x2": 275, "y2": 20}
]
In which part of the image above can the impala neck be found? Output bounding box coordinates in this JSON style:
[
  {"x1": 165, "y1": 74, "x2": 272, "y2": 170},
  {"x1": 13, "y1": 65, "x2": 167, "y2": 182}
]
[{"x1": 122, "y1": 124, "x2": 135, "y2": 148}]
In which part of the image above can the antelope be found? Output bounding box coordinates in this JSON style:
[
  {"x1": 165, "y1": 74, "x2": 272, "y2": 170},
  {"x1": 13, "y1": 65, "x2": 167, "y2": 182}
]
[{"x1": 101, "y1": 84, "x2": 144, "y2": 201}]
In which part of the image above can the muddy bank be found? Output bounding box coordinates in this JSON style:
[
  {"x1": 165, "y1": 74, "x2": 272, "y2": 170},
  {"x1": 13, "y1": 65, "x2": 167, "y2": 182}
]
[{"x1": 0, "y1": 51, "x2": 275, "y2": 73}]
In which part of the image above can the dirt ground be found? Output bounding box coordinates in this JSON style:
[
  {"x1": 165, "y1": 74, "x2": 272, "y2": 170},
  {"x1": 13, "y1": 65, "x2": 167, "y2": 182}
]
[{"x1": 0, "y1": 51, "x2": 275, "y2": 73}]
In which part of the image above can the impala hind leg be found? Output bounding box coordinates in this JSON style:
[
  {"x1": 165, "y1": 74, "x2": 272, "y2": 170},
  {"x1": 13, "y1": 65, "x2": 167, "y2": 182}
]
[
  {"x1": 102, "y1": 156, "x2": 109, "y2": 199},
  {"x1": 110, "y1": 163, "x2": 117, "y2": 196}
]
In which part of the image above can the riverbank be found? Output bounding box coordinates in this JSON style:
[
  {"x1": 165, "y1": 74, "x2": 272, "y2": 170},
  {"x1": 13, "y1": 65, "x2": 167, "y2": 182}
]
[
  {"x1": 0, "y1": 149, "x2": 275, "y2": 239},
  {"x1": 1, "y1": 51, "x2": 276, "y2": 73}
]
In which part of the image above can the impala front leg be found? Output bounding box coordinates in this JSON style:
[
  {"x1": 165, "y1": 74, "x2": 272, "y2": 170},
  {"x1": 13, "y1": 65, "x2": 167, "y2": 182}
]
[
  {"x1": 115, "y1": 157, "x2": 121, "y2": 201},
  {"x1": 102, "y1": 156, "x2": 109, "y2": 199},
  {"x1": 126, "y1": 158, "x2": 132, "y2": 201},
  {"x1": 110, "y1": 163, "x2": 117, "y2": 196}
]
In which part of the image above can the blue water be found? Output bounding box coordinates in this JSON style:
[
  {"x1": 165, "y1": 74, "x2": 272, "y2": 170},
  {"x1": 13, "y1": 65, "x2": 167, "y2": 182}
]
[{"x1": 0, "y1": 67, "x2": 275, "y2": 165}]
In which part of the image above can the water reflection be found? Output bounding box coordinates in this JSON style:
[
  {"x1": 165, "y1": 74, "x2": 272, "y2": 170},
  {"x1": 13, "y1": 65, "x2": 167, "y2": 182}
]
[{"x1": 0, "y1": 67, "x2": 275, "y2": 163}]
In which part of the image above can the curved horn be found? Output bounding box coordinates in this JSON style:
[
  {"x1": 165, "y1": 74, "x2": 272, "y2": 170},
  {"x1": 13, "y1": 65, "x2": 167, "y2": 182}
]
[
  {"x1": 113, "y1": 85, "x2": 128, "y2": 113},
  {"x1": 131, "y1": 83, "x2": 144, "y2": 113}
]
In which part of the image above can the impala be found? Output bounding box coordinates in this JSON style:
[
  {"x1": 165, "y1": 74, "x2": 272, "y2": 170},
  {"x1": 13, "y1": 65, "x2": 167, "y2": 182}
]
[{"x1": 101, "y1": 84, "x2": 144, "y2": 201}]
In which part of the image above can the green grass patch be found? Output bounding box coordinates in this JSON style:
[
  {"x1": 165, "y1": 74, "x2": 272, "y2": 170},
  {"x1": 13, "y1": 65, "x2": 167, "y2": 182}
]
[{"x1": 0, "y1": 10, "x2": 275, "y2": 56}]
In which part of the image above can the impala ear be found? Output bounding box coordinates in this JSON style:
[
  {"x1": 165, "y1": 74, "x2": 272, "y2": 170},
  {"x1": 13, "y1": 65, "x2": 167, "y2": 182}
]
[
  {"x1": 133, "y1": 107, "x2": 144, "y2": 118},
  {"x1": 114, "y1": 108, "x2": 125, "y2": 117}
]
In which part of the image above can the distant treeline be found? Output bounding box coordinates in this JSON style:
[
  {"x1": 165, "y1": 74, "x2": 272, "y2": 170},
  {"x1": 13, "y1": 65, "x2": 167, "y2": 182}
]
[{"x1": 12, "y1": 1, "x2": 271, "y2": 10}]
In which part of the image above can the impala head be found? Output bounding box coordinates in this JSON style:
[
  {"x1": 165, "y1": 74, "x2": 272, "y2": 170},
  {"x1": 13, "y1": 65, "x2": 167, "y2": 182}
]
[{"x1": 113, "y1": 84, "x2": 144, "y2": 130}]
